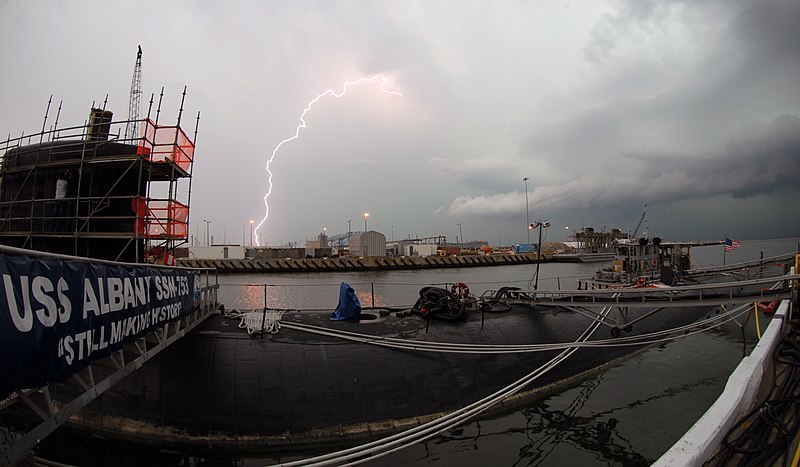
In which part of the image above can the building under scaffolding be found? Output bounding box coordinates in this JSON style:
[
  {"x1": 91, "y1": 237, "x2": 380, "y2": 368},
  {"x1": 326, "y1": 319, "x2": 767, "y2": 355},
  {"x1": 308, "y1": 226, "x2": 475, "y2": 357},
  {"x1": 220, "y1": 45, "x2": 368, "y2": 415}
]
[{"x1": 0, "y1": 91, "x2": 198, "y2": 263}]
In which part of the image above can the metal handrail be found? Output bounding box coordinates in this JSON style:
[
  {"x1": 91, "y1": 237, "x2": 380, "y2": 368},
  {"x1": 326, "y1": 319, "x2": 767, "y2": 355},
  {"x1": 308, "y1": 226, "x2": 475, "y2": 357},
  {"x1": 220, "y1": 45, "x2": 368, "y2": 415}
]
[{"x1": 487, "y1": 273, "x2": 797, "y2": 309}]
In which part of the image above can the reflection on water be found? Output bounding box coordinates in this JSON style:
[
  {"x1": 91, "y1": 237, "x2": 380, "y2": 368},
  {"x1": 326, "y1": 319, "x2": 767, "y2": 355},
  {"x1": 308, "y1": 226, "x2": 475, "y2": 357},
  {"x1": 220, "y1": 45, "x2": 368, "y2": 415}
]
[
  {"x1": 513, "y1": 376, "x2": 647, "y2": 466},
  {"x1": 413, "y1": 377, "x2": 650, "y2": 466},
  {"x1": 373, "y1": 329, "x2": 747, "y2": 466},
  {"x1": 218, "y1": 262, "x2": 600, "y2": 312}
]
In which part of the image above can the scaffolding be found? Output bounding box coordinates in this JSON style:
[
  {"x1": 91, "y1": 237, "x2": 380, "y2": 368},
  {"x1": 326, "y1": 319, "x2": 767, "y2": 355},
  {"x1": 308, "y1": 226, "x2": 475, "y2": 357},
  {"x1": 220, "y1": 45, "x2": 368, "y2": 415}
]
[{"x1": 0, "y1": 89, "x2": 199, "y2": 263}]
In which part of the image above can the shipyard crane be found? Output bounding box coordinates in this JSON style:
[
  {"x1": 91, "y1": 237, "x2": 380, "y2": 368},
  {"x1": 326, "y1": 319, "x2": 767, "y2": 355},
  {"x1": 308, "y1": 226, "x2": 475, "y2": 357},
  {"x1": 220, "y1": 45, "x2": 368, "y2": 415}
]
[
  {"x1": 124, "y1": 45, "x2": 143, "y2": 141},
  {"x1": 631, "y1": 203, "x2": 648, "y2": 239}
]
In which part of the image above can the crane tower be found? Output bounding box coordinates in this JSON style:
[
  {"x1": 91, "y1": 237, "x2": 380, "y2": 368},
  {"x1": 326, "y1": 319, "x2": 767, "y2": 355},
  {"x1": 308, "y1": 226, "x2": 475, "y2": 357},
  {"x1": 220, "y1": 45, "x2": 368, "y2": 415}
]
[{"x1": 125, "y1": 45, "x2": 143, "y2": 141}]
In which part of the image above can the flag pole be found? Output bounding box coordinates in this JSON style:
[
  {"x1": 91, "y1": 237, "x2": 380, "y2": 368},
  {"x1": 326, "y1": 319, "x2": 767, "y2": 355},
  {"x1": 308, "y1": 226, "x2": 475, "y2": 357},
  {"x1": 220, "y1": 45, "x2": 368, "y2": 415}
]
[{"x1": 723, "y1": 235, "x2": 727, "y2": 266}]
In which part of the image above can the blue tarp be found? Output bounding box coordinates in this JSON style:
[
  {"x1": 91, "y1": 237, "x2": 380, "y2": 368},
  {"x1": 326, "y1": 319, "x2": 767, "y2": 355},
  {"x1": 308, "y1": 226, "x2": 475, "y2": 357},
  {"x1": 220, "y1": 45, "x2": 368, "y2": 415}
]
[{"x1": 329, "y1": 282, "x2": 362, "y2": 321}]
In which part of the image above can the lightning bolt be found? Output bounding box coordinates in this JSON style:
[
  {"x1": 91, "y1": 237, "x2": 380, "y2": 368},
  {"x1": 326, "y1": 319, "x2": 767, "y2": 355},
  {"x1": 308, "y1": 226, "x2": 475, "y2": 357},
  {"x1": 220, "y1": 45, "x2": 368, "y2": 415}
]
[{"x1": 254, "y1": 74, "x2": 402, "y2": 246}]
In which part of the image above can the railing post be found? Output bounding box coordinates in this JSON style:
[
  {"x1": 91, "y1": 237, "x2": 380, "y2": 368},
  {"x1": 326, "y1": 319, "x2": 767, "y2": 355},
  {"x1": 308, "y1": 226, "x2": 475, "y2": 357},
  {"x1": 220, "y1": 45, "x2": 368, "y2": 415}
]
[{"x1": 261, "y1": 284, "x2": 268, "y2": 339}]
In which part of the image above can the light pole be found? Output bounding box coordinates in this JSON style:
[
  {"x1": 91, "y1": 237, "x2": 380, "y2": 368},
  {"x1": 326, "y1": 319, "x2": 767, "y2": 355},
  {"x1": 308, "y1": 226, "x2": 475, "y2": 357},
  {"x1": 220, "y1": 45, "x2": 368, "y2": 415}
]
[
  {"x1": 364, "y1": 212, "x2": 369, "y2": 232},
  {"x1": 249, "y1": 219, "x2": 255, "y2": 246},
  {"x1": 530, "y1": 220, "x2": 550, "y2": 290},
  {"x1": 524, "y1": 177, "x2": 531, "y2": 246},
  {"x1": 203, "y1": 219, "x2": 211, "y2": 246},
  {"x1": 457, "y1": 223, "x2": 463, "y2": 247}
]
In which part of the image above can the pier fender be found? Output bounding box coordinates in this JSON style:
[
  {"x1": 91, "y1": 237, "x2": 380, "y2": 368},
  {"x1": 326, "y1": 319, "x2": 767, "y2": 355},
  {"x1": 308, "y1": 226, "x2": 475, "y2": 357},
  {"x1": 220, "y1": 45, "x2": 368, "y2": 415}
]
[{"x1": 756, "y1": 299, "x2": 779, "y2": 315}]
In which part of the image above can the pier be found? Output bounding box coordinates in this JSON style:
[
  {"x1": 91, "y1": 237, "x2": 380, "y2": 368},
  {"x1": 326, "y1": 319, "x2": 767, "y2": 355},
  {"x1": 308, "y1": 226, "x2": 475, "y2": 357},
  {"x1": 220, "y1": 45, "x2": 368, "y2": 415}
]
[{"x1": 178, "y1": 252, "x2": 545, "y2": 273}]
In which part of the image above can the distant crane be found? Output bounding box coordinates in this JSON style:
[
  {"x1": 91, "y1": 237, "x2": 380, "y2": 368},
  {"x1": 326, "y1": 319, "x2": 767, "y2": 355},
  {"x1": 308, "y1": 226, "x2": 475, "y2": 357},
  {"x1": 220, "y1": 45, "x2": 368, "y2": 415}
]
[
  {"x1": 631, "y1": 203, "x2": 648, "y2": 240},
  {"x1": 124, "y1": 45, "x2": 143, "y2": 141}
]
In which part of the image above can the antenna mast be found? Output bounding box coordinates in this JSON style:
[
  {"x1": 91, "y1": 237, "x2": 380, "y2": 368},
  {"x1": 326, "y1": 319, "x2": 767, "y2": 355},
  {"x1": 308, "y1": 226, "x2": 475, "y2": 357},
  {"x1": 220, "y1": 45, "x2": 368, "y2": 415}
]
[
  {"x1": 631, "y1": 203, "x2": 648, "y2": 239},
  {"x1": 125, "y1": 45, "x2": 143, "y2": 141}
]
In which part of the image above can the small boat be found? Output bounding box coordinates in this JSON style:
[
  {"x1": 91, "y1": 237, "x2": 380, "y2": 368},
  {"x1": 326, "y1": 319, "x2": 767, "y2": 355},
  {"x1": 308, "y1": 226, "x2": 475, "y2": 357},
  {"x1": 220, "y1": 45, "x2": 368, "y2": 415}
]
[{"x1": 580, "y1": 236, "x2": 698, "y2": 289}]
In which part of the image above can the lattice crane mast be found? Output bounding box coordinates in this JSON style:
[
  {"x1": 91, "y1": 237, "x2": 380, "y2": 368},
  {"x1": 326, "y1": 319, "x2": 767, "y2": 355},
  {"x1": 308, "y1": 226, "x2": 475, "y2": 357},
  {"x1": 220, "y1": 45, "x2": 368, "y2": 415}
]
[
  {"x1": 631, "y1": 203, "x2": 648, "y2": 239},
  {"x1": 124, "y1": 45, "x2": 143, "y2": 141}
]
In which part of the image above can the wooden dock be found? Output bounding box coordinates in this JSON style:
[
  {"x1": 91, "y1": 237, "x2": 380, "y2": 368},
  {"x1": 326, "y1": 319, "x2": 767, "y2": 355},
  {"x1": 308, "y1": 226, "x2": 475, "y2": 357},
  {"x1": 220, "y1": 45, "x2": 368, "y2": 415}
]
[{"x1": 178, "y1": 253, "x2": 544, "y2": 273}]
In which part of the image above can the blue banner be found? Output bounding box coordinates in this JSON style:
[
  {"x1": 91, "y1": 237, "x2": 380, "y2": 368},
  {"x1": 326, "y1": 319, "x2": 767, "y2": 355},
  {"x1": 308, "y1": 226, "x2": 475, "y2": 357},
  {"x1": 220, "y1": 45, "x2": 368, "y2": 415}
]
[{"x1": 0, "y1": 253, "x2": 201, "y2": 398}]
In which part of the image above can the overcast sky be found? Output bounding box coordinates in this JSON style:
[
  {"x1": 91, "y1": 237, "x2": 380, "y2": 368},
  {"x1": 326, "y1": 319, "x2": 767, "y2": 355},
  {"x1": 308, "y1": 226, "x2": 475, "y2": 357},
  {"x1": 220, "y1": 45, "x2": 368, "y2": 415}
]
[{"x1": 1, "y1": 0, "x2": 798, "y2": 246}]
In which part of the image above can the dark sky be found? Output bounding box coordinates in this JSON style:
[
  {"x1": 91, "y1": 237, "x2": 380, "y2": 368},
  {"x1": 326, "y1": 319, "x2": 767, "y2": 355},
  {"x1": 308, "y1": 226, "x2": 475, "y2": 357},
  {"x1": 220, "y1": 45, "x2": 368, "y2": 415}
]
[{"x1": 1, "y1": 0, "x2": 798, "y2": 246}]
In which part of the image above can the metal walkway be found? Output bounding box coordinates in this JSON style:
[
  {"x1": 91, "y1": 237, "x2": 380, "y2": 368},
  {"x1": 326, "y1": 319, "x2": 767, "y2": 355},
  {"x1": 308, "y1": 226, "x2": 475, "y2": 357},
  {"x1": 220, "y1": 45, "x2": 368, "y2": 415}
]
[
  {"x1": 509, "y1": 274, "x2": 798, "y2": 309},
  {"x1": 0, "y1": 270, "x2": 219, "y2": 467},
  {"x1": 485, "y1": 273, "x2": 797, "y2": 338}
]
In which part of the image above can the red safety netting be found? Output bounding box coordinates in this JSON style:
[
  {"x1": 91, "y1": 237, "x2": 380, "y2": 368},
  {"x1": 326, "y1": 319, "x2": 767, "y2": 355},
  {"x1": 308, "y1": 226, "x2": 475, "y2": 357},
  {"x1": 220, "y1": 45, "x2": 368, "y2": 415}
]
[
  {"x1": 132, "y1": 197, "x2": 189, "y2": 239},
  {"x1": 135, "y1": 119, "x2": 194, "y2": 172}
]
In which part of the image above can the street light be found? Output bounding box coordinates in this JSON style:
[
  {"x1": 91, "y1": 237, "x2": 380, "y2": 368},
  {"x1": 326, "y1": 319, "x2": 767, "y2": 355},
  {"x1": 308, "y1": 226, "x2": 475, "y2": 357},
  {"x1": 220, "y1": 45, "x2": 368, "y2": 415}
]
[
  {"x1": 523, "y1": 177, "x2": 530, "y2": 246},
  {"x1": 364, "y1": 212, "x2": 369, "y2": 231},
  {"x1": 530, "y1": 220, "x2": 550, "y2": 290},
  {"x1": 249, "y1": 219, "x2": 255, "y2": 246}
]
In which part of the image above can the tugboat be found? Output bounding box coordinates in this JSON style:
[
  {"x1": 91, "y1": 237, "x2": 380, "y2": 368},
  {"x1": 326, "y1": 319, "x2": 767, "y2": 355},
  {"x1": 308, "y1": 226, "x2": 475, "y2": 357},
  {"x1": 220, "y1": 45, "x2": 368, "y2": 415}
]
[{"x1": 580, "y1": 235, "x2": 698, "y2": 289}]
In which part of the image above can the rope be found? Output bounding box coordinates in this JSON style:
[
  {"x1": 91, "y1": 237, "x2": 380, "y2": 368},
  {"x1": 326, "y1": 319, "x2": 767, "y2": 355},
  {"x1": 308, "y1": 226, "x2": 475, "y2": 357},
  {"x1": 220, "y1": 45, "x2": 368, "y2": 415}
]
[
  {"x1": 274, "y1": 303, "x2": 613, "y2": 467},
  {"x1": 220, "y1": 298, "x2": 753, "y2": 353},
  {"x1": 270, "y1": 302, "x2": 752, "y2": 354},
  {"x1": 755, "y1": 302, "x2": 762, "y2": 339},
  {"x1": 224, "y1": 308, "x2": 285, "y2": 335}
]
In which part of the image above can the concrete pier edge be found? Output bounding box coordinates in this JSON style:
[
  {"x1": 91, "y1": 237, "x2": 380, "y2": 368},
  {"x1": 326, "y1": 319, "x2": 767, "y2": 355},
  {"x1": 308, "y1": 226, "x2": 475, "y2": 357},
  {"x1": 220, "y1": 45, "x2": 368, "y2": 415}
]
[{"x1": 178, "y1": 253, "x2": 544, "y2": 273}]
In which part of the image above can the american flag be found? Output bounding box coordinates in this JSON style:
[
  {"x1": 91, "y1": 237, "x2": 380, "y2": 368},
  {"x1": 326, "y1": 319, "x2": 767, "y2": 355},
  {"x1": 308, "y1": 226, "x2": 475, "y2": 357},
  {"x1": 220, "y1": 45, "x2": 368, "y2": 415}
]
[{"x1": 724, "y1": 237, "x2": 740, "y2": 252}]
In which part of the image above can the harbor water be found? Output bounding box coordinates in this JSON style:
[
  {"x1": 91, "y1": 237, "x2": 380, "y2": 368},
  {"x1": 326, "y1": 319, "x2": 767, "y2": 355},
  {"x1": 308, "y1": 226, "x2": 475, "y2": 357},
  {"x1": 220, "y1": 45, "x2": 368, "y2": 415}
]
[{"x1": 33, "y1": 238, "x2": 798, "y2": 466}]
